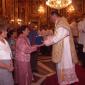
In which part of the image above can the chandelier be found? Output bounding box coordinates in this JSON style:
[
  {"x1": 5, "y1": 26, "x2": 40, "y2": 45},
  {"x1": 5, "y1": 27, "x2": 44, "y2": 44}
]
[
  {"x1": 46, "y1": 0, "x2": 72, "y2": 9},
  {"x1": 67, "y1": 5, "x2": 75, "y2": 13},
  {"x1": 38, "y1": 5, "x2": 45, "y2": 14}
]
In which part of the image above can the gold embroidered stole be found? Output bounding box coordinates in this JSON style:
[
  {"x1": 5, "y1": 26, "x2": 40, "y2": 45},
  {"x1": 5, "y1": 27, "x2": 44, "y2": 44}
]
[
  {"x1": 52, "y1": 17, "x2": 78, "y2": 80},
  {"x1": 52, "y1": 17, "x2": 78, "y2": 64}
]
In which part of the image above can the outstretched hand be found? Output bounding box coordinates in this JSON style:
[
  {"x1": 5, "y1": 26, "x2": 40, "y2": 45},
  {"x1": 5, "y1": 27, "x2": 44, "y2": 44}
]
[
  {"x1": 35, "y1": 44, "x2": 44, "y2": 48},
  {"x1": 7, "y1": 64, "x2": 14, "y2": 72}
]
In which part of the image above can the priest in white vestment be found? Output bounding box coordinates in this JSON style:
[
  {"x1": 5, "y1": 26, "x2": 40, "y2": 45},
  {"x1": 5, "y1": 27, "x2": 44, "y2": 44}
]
[{"x1": 44, "y1": 11, "x2": 79, "y2": 85}]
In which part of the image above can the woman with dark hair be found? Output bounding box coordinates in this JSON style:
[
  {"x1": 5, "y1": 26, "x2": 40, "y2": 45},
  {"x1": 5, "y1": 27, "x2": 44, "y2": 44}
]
[
  {"x1": 7, "y1": 29, "x2": 17, "y2": 83},
  {"x1": 0, "y1": 25, "x2": 14, "y2": 85},
  {"x1": 15, "y1": 25, "x2": 37, "y2": 85},
  {"x1": 7, "y1": 29, "x2": 17, "y2": 57}
]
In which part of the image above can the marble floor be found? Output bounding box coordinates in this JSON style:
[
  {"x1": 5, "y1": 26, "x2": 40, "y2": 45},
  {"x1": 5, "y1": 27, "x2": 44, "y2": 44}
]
[{"x1": 31, "y1": 55, "x2": 56, "y2": 85}]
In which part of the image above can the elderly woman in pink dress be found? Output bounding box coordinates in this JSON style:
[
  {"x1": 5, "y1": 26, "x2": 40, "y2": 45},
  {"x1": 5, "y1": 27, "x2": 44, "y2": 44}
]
[
  {"x1": 15, "y1": 25, "x2": 37, "y2": 85},
  {"x1": 0, "y1": 25, "x2": 14, "y2": 85}
]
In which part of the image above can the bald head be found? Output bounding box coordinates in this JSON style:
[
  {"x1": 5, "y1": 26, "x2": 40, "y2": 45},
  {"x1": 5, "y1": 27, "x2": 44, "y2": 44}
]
[{"x1": 50, "y1": 10, "x2": 61, "y2": 23}]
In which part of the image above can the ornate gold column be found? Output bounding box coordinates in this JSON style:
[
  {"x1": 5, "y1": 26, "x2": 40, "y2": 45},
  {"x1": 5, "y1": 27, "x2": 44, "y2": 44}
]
[
  {"x1": 2, "y1": 0, "x2": 6, "y2": 16},
  {"x1": 14, "y1": 0, "x2": 18, "y2": 19},
  {"x1": 25, "y1": 0, "x2": 29, "y2": 24}
]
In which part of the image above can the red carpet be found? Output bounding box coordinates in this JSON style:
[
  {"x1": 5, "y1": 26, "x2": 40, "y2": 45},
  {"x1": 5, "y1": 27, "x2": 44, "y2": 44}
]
[{"x1": 43, "y1": 65, "x2": 85, "y2": 85}]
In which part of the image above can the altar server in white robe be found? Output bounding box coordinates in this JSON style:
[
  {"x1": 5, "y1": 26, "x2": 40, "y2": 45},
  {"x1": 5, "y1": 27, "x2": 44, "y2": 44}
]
[
  {"x1": 78, "y1": 18, "x2": 85, "y2": 52},
  {"x1": 44, "y1": 11, "x2": 79, "y2": 85},
  {"x1": 82, "y1": 16, "x2": 85, "y2": 53}
]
